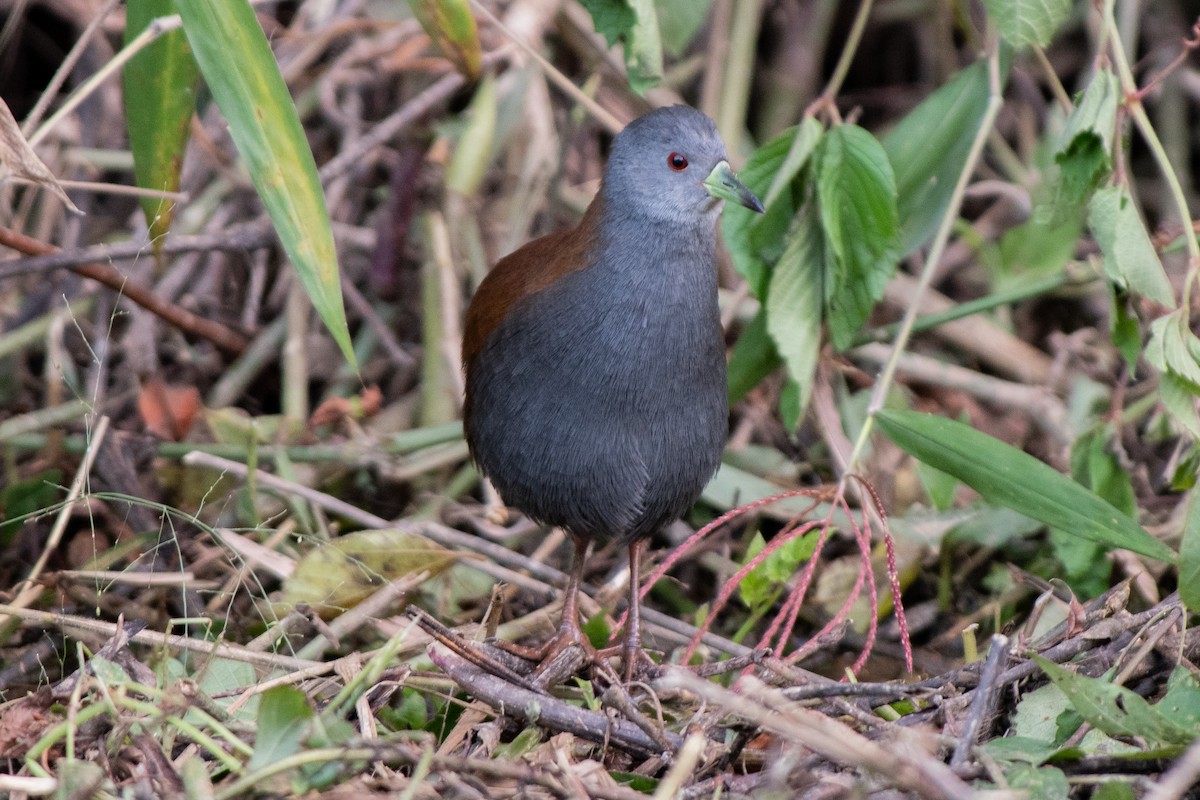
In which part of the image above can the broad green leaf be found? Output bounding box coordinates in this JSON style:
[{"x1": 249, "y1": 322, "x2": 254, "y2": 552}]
[
  {"x1": 1060, "y1": 69, "x2": 1119, "y2": 154},
  {"x1": 247, "y1": 686, "x2": 314, "y2": 772},
  {"x1": 655, "y1": 0, "x2": 711, "y2": 56},
  {"x1": 982, "y1": 0, "x2": 1072, "y2": 48},
  {"x1": 405, "y1": 0, "x2": 481, "y2": 80},
  {"x1": 765, "y1": 208, "x2": 823, "y2": 418},
  {"x1": 278, "y1": 528, "x2": 458, "y2": 614},
  {"x1": 762, "y1": 117, "x2": 823, "y2": 211},
  {"x1": 723, "y1": 127, "x2": 808, "y2": 297},
  {"x1": 124, "y1": 0, "x2": 199, "y2": 247},
  {"x1": 727, "y1": 308, "x2": 781, "y2": 404},
  {"x1": 884, "y1": 61, "x2": 994, "y2": 256},
  {"x1": 578, "y1": 0, "x2": 662, "y2": 92},
  {"x1": 1088, "y1": 187, "x2": 1175, "y2": 306},
  {"x1": 1147, "y1": 312, "x2": 1200, "y2": 432},
  {"x1": 1180, "y1": 491, "x2": 1200, "y2": 612},
  {"x1": 1034, "y1": 656, "x2": 1197, "y2": 746},
  {"x1": 1005, "y1": 764, "x2": 1070, "y2": 800},
  {"x1": 874, "y1": 409, "x2": 1176, "y2": 563},
  {"x1": 814, "y1": 125, "x2": 900, "y2": 351},
  {"x1": 1161, "y1": 374, "x2": 1200, "y2": 441},
  {"x1": 175, "y1": 0, "x2": 356, "y2": 367},
  {"x1": 580, "y1": 0, "x2": 636, "y2": 48}
]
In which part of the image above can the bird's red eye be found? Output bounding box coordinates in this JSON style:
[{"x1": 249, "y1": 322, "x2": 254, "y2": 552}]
[{"x1": 668, "y1": 152, "x2": 688, "y2": 171}]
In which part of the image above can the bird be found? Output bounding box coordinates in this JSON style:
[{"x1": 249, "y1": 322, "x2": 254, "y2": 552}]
[{"x1": 461, "y1": 105, "x2": 763, "y2": 685}]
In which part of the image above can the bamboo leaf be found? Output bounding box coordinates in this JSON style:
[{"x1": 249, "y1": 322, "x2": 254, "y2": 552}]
[
  {"x1": 124, "y1": 0, "x2": 199, "y2": 246},
  {"x1": 875, "y1": 409, "x2": 1176, "y2": 563},
  {"x1": 174, "y1": 0, "x2": 356, "y2": 367}
]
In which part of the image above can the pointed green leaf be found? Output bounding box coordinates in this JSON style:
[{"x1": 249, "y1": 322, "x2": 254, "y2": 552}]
[
  {"x1": 247, "y1": 686, "x2": 314, "y2": 772},
  {"x1": 1034, "y1": 656, "x2": 1196, "y2": 746},
  {"x1": 874, "y1": 409, "x2": 1176, "y2": 563},
  {"x1": 814, "y1": 124, "x2": 900, "y2": 351},
  {"x1": 175, "y1": 0, "x2": 356, "y2": 367},
  {"x1": 884, "y1": 62, "x2": 994, "y2": 256},
  {"x1": 1088, "y1": 186, "x2": 1175, "y2": 306},
  {"x1": 982, "y1": 0, "x2": 1072, "y2": 48},
  {"x1": 405, "y1": 0, "x2": 481, "y2": 80},
  {"x1": 727, "y1": 308, "x2": 781, "y2": 404},
  {"x1": 765, "y1": 206, "x2": 823, "y2": 417},
  {"x1": 1181, "y1": 491, "x2": 1200, "y2": 612},
  {"x1": 124, "y1": 0, "x2": 199, "y2": 245},
  {"x1": 722, "y1": 125, "x2": 814, "y2": 297}
]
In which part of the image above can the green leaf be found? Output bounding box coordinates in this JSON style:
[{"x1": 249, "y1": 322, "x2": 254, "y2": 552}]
[
  {"x1": 247, "y1": 686, "x2": 314, "y2": 772},
  {"x1": 1180, "y1": 491, "x2": 1200, "y2": 612},
  {"x1": 1070, "y1": 425, "x2": 1135, "y2": 516},
  {"x1": 982, "y1": 0, "x2": 1072, "y2": 48},
  {"x1": 765, "y1": 207, "x2": 823, "y2": 418},
  {"x1": 1088, "y1": 186, "x2": 1175, "y2": 306},
  {"x1": 874, "y1": 409, "x2": 1176, "y2": 563},
  {"x1": 1060, "y1": 69, "x2": 1119, "y2": 154},
  {"x1": 739, "y1": 530, "x2": 819, "y2": 608},
  {"x1": 278, "y1": 528, "x2": 458, "y2": 614},
  {"x1": 814, "y1": 125, "x2": 900, "y2": 351},
  {"x1": 124, "y1": 0, "x2": 199, "y2": 246},
  {"x1": 175, "y1": 0, "x2": 356, "y2": 367},
  {"x1": 405, "y1": 0, "x2": 482, "y2": 80},
  {"x1": 722, "y1": 126, "x2": 812, "y2": 298},
  {"x1": 1034, "y1": 656, "x2": 1197, "y2": 747},
  {"x1": 578, "y1": 0, "x2": 662, "y2": 92},
  {"x1": 884, "y1": 61, "x2": 994, "y2": 256},
  {"x1": 1109, "y1": 288, "x2": 1142, "y2": 374},
  {"x1": 1161, "y1": 374, "x2": 1200, "y2": 441},
  {"x1": 1005, "y1": 764, "x2": 1070, "y2": 800},
  {"x1": 579, "y1": 0, "x2": 637, "y2": 48},
  {"x1": 727, "y1": 308, "x2": 782, "y2": 404},
  {"x1": 655, "y1": 0, "x2": 711, "y2": 56},
  {"x1": 1149, "y1": 310, "x2": 1200, "y2": 387}
]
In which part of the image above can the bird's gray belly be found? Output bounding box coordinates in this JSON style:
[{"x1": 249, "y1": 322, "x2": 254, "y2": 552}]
[{"x1": 466, "y1": 290, "x2": 727, "y2": 541}]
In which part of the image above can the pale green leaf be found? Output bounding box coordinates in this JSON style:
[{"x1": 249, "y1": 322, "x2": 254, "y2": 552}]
[
  {"x1": 175, "y1": 0, "x2": 356, "y2": 367},
  {"x1": 247, "y1": 686, "x2": 313, "y2": 772},
  {"x1": 124, "y1": 0, "x2": 199, "y2": 245},
  {"x1": 279, "y1": 528, "x2": 458, "y2": 614},
  {"x1": 405, "y1": 0, "x2": 482, "y2": 80},
  {"x1": 1034, "y1": 656, "x2": 1197, "y2": 746},
  {"x1": 1180, "y1": 491, "x2": 1200, "y2": 613},
  {"x1": 874, "y1": 409, "x2": 1176, "y2": 563},
  {"x1": 1060, "y1": 69, "x2": 1119, "y2": 153},
  {"x1": 983, "y1": 0, "x2": 1072, "y2": 48},
  {"x1": 884, "y1": 61, "x2": 994, "y2": 256},
  {"x1": 1088, "y1": 186, "x2": 1175, "y2": 305},
  {"x1": 765, "y1": 209, "x2": 823, "y2": 418}
]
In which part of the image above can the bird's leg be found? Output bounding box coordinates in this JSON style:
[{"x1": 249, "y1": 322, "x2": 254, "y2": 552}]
[
  {"x1": 527, "y1": 533, "x2": 595, "y2": 686},
  {"x1": 621, "y1": 539, "x2": 656, "y2": 681}
]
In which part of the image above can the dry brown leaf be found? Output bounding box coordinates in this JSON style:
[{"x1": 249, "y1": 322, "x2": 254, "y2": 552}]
[{"x1": 0, "y1": 96, "x2": 81, "y2": 214}]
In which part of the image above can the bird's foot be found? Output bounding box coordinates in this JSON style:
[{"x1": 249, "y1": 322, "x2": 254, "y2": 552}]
[{"x1": 487, "y1": 621, "x2": 598, "y2": 689}]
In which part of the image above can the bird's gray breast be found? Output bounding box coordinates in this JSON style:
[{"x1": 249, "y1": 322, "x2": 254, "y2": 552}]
[{"x1": 466, "y1": 221, "x2": 728, "y2": 541}]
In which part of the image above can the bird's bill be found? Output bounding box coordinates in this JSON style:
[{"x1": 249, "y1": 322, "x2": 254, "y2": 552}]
[{"x1": 703, "y1": 161, "x2": 764, "y2": 213}]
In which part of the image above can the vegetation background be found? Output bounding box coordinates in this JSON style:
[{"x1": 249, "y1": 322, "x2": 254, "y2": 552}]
[{"x1": 0, "y1": 0, "x2": 1198, "y2": 797}]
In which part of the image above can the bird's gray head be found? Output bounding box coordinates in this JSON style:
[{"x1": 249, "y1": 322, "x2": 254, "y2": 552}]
[{"x1": 602, "y1": 106, "x2": 762, "y2": 225}]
